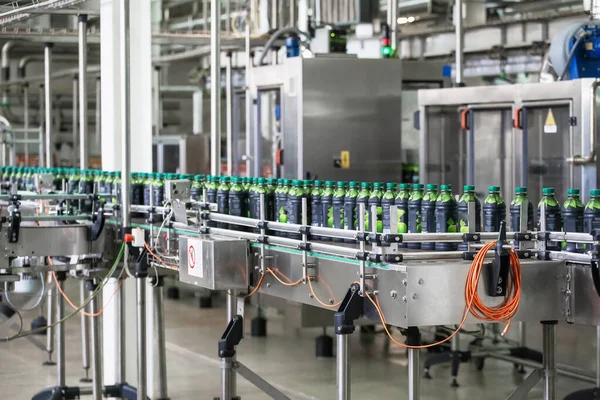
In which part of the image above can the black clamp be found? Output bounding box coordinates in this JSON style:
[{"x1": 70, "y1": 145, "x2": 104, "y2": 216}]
[
  {"x1": 590, "y1": 230, "x2": 600, "y2": 242},
  {"x1": 368, "y1": 233, "x2": 382, "y2": 244},
  {"x1": 384, "y1": 254, "x2": 403, "y2": 263},
  {"x1": 382, "y1": 234, "x2": 403, "y2": 244},
  {"x1": 486, "y1": 221, "x2": 510, "y2": 297},
  {"x1": 537, "y1": 251, "x2": 551, "y2": 261},
  {"x1": 135, "y1": 246, "x2": 149, "y2": 279},
  {"x1": 537, "y1": 232, "x2": 550, "y2": 241},
  {"x1": 355, "y1": 251, "x2": 369, "y2": 261},
  {"x1": 368, "y1": 253, "x2": 382, "y2": 263},
  {"x1": 299, "y1": 225, "x2": 311, "y2": 236},
  {"x1": 402, "y1": 326, "x2": 421, "y2": 346},
  {"x1": 257, "y1": 235, "x2": 269, "y2": 244},
  {"x1": 462, "y1": 233, "x2": 481, "y2": 243},
  {"x1": 356, "y1": 232, "x2": 369, "y2": 242},
  {"x1": 257, "y1": 221, "x2": 269, "y2": 230},
  {"x1": 334, "y1": 283, "x2": 363, "y2": 335},
  {"x1": 9, "y1": 194, "x2": 21, "y2": 204},
  {"x1": 514, "y1": 232, "x2": 533, "y2": 242},
  {"x1": 462, "y1": 252, "x2": 476, "y2": 261},
  {"x1": 515, "y1": 250, "x2": 533, "y2": 259},
  {"x1": 199, "y1": 226, "x2": 210, "y2": 234},
  {"x1": 7, "y1": 208, "x2": 20, "y2": 243},
  {"x1": 298, "y1": 242, "x2": 311, "y2": 251},
  {"x1": 200, "y1": 212, "x2": 211, "y2": 221},
  {"x1": 90, "y1": 202, "x2": 105, "y2": 242},
  {"x1": 218, "y1": 315, "x2": 244, "y2": 358}
]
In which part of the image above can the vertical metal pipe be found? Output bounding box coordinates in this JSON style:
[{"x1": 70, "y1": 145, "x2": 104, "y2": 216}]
[
  {"x1": 56, "y1": 279, "x2": 65, "y2": 386},
  {"x1": 408, "y1": 348, "x2": 420, "y2": 400},
  {"x1": 137, "y1": 278, "x2": 147, "y2": 400},
  {"x1": 225, "y1": 0, "x2": 231, "y2": 32},
  {"x1": 89, "y1": 282, "x2": 102, "y2": 400},
  {"x1": 95, "y1": 78, "x2": 101, "y2": 149},
  {"x1": 23, "y1": 84, "x2": 29, "y2": 165},
  {"x1": 154, "y1": 279, "x2": 169, "y2": 399},
  {"x1": 44, "y1": 43, "x2": 53, "y2": 167},
  {"x1": 315, "y1": 0, "x2": 321, "y2": 24},
  {"x1": 120, "y1": 0, "x2": 131, "y2": 228},
  {"x1": 455, "y1": 0, "x2": 464, "y2": 86},
  {"x1": 45, "y1": 274, "x2": 54, "y2": 364},
  {"x1": 225, "y1": 289, "x2": 238, "y2": 397},
  {"x1": 543, "y1": 322, "x2": 556, "y2": 400},
  {"x1": 80, "y1": 281, "x2": 91, "y2": 382},
  {"x1": 226, "y1": 52, "x2": 233, "y2": 176},
  {"x1": 72, "y1": 76, "x2": 78, "y2": 166},
  {"x1": 390, "y1": 0, "x2": 397, "y2": 51},
  {"x1": 211, "y1": 0, "x2": 222, "y2": 176},
  {"x1": 593, "y1": 0, "x2": 600, "y2": 20},
  {"x1": 78, "y1": 14, "x2": 89, "y2": 169},
  {"x1": 271, "y1": 0, "x2": 278, "y2": 29},
  {"x1": 245, "y1": 23, "x2": 252, "y2": 176},
  {"x1": 337, "y1": 334, "x2": 350, "y2": 400},
  {"x1": 596, "y1": 326, "x2": 600, "y2": 387},
  {"x1": 221, "y1": 358, "x2": 233, "y2": 400},
  {"x1": 38, "y1": 84, "x2": 44, "y2": 167},
  {"x1": 153, "y1": 66, "x2": 161, "y2": 136},
  {"x1": 519, "y1": 322, "x2": 526, "y2": 347}
]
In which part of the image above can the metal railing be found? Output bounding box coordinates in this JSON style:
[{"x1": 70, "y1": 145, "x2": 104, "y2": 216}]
[{"x1": 0, "y1": 0, "x2": 88, "y2": 27}]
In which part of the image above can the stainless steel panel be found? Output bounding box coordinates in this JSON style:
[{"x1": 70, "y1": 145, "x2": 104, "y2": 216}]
[
  {"x1": 3, "y1": 226, "x2": 90, "y2": 258},
  {"x1": 571, "y1": 263, "x2": 600, "y2": 326},
  {"x1": 152, "y1": 134, "x2": 210, "y2": 174},
  {"x1": 178, "y1": 236, "x2": 249, "y2": 290}
]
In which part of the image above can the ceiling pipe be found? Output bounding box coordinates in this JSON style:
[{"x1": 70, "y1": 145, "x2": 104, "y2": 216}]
[
  {"x1": 18, "y1": 54, "x2": 100, "y2": 78},
  {"x1": 1, "y1": 41, "x2": 15, "y2": 84}
]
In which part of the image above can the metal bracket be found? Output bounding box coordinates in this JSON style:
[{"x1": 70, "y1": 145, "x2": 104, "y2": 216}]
[
  {"x1": 334, "y1": 283, "x2": 363, "y2": 335},
  {"x1": 218, "y1": 315, "x2": 244, "y2": 358},
  {"x1": 89, "y1": 202, "x2": 105, "y2": 242},
  {"x1": 7, "y1": 207, "x2": 20, "y2": 243},
  {"x1": 487, "y1": 221, "x2": 509, "y2": 297}
]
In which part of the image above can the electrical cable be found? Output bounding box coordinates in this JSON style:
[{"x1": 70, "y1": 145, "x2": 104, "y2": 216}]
[
  {"x1": 3, "y1": 271, "x2": 46, "y2": 312},
  {"x1": 365, "y1": 241, "x2": 521, "y2": 348},
  {"x1": 245, "y1": 273, "x2": 265, "y2": 298},
  {"x1": 307, "y1": 274, "x2": 342, "y2": 308},
  {"x1": 1, "y1": 242, "x2": 125, "y2": 341},
  {"x1": 558, "y1": 32, "x2": 589, "y2": 81},
  {"x1": 0, "y1": 301, "x2": 23, "y2": 338},
  {"x1": 267, "y1": 268, "x2": 303, "y2": 286}
]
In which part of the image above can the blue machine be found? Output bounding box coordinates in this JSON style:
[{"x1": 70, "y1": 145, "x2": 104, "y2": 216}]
[
  {"x1": 285, "y1": 37, "x2": 300, "y2": 58},
  {"x1": 550, "y1": 21, "x2": 600, "y2": 80},
  {"x1": 569, "y1": 24, "x2": 600, "y2": 79}
]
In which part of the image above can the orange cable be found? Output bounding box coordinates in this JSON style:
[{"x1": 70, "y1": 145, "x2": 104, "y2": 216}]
[
  {"x1": 50, "y1": 269, "x2": 123, "y2": 318},
  {"x1": 267, "y1": 268, "x2": 303, "y2": 286},
  {"x1": 307, "y1": 273, "x2": 342, "y2": 308},
  {"x1": 365, "y1": 240, "x2": 522, "y2": 348},
  {"x1": 246, "y1": 273, "x2": 265, "y2": 298}
]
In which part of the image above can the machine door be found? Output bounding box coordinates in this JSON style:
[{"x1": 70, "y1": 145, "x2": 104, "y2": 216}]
[
  {"x1": 520, "y1": 102, "x2": 576, "y2": 205},
  {"x1": 254, "y1": 87, "x2": 282, "y2": 178}
]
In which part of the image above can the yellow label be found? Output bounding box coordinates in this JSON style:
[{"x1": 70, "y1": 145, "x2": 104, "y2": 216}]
[
  {"x1": 544, "y1": 109, "x2": 557, "y2": 134},
  {"x1": 340, "y1": 151, "x2": 350, "y2": 169}
]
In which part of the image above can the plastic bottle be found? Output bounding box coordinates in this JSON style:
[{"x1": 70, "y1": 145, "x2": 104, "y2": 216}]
[
  {"x1": 131, "y1": 173, "x2": 145, "y2": 206},
  {"x1": 112, "y1": 172, "x2": 121, "y2": 205},
  {"x1": 357, "y1": 182, "x2": 371, "y2": 232},
  {"x1": 585, "y1": 190, "x2": 600, "y2": 250},
  {"x1": 276, "y1": 179, "x2": 290, "y2": 233},
  {"x1": 79, "y1": 170, "x2": 94, "y2": 213},
  {"x1": 104, "y1": 171, "x2": 114, "y2": 199},
  {"x1": 152, "y1": 173, "x2": 165, "y2": 207},
  {"x1": 143, "y1": 173, "x2": 153, "y2": 206},
  {"x1": 310, "y1": 180, "x2": 324, "y2": 239},
  {"x1": 435, "y1": 184, "x2": 458, "y2": 251},
  {"x1": 191, "y1": 175, "x2": 204, "y2": 201},
  {"x1": 68, "y1": 169, "x2": 80, "y2": 194},
  {"x1": 421, "y1": 184, "x2": 438, "y2": 250},
  {"x1": 382, "y1": 183, "x2": 397, "y2": 235},
  {"x1": 286, "y1": 180, "x2": 304, "y2": 239},
  {"x1": 395, "y1": 183, "x2": 411, "y2": 247},
  {"x1": 206, "y1": 176, "x2": 219, "y2": 204},
  {"x1": 320, "y1": 181, "x2": 335, "y2": 241},
  {"x1": 368, "y1": 182, "x2": 384, "y2": 234},
  {"x1": 538, "y1": 187, "x2": 562, "y2": 251},
  {"x1": 407, "y1": 183, "x2": 424, "y2": 249},
  {"x1": 562, "y1": 188, "x2": 584, "y2": 252},
  {"x1": 343, "y1": 181, "x2": 359, "y2": 243},
  {"x1": 510, "y1": 187, "x2": 534, "y2": 235},
  {"x1": 483, "y1": 186, "x2": 506, "y2": 233},
  {"x1": 457, "y1": 185, "x2": 482, "y2": 251},
  {"x1": 331, "y1": 181, "x2": 347, "y2": 242},
  {"x1": 228, "y1": 177, "x2": 247, "y2": 230},
  {"x1": 216, "y1": 177, "x2": 231, "y2": 229}
]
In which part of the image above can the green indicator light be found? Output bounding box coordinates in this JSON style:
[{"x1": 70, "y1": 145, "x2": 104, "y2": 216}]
[{"x1": 382, "y1": 46, "x2": 392, "y2": 57}]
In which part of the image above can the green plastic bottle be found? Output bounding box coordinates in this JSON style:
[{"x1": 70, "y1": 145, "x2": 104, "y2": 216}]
[
  {"x1": 585, "y1": 190, "x2": 600, "y2": 250},
  {"x1": 562, "y1": 188, "x2": 584, "y2": 252},
  {"x1": 434, "y1": 184, "x2": 458, "y2": 251},
  {"x1": 356, "y1": 182, "x2": 371, "y2": 232},
  {"x1": 368, "y1": 182, "x2": 384, "y2": 233},
  {"x1": 395, "y1": 183, "x2": 411, "y2": 247},
  {"x1": 321, "y1": 181, "x2": 335, "y2": 241},
  {"x1": 421, "y1": 184, "x2": 438, "y2": 250},
  {"x1": 483, "y1": 186, "x2": 506, "y2": 233},
  {"x1": 382, "y1": 183, "x2": 397, "y2": 234},
  {"x1": 287, "y1": 180, "x2": 304, "y2": 239},
  {"x1": 276, "y1": 179, "x2": 290, "y2": 227},
  {"x1": 343, "y1": 181, "x2": 360, "y2": 243},
  {"x1": 407, "y1": 183, "x2": 425, "y2": 249},
  {"x1": 332, "y1": 181, "x2": 347, "y2": 242},
  {"x1": 310, "y1": 180, "x2": 324, "y2": 239},
  {"x1": 191, "y1": 175, "x2": 204, "y2": 201},
  {"x1": 538, "y1": 187, "x2": 562, "y2": 250}
]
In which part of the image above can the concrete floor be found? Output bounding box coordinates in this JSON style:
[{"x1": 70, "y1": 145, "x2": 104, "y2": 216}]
[{"x1": 0, "y1": 289, "x2": 598, "y2": 400}]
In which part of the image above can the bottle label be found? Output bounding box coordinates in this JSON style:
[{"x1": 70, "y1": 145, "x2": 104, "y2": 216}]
[
  {"x1": 229, "y1": 193, "x2": 246, "y2": 217},
  {"x1": 217, "y1": 192, "x2": 229, "y2": 215},
  {"x1": 311, "y1": 199, "x2": 322, "y2": 227},
  {"x1": 333, "y1": 202, "x2": 344, "y2": 230},
  {"x1": 344, "y1": 202, "x2": 357, "y2": 231},
  {"x1": 408, "y1": 203, "x2": 422, "y2": 233},
  {"x1": 153, "y1": 186, "x2": 164, "y2": 207},
  {"x1": 382, "y1": 200, "x2": 393, "y2": 234}
]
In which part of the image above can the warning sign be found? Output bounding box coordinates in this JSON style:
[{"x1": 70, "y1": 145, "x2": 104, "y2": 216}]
[
  {"x1": 544, "y1": 109, "x2": 558, "y2": 134},
  {"x1": 187, "y1": 239, "x2": 203, "y2": 278},
  {"x1": 340, "y1": 151, "x2": 350, "y2": 169}
]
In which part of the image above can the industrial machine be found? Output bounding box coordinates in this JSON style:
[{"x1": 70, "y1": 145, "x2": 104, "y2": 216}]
[
  {"x1": 3, "y1": 167, "x2": 600, "y2": 400},
  {"x1": 152, "y1": 134, "x2": 211, "y2": 174}
]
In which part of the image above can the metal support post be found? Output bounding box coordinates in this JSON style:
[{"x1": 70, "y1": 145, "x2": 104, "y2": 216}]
[
  {"x1": 72, "y1": 76, "x2": 78, "y2": 165},
  {"x1": 210, "y1": 0, "x2": 221, "y2": 176},
  {"x1": 23, "y1": 84, "x2": 29, "y2": 165},
  {"x1": 56, "y1": 275, "x2": 66, "y2": 387},
  {"x1": 455, "y1": 0, "x2": 464, "y2": 86},
  {"x1": 153, "y1": 66, "x2": 162, "y2": 136},
  {"x1": 89, "y1": 281, "x2": 103, "y2": 400},
  {"x1": 226, "y1": 52, "x2": 233, "y2": 176},
  {"x1": 137, "y1": 276, "x2": 148, "y2": 400},
  {"x1": 406, "y1": 327, "x2": 421, "y2": 400},
  {"x1": 337, "y1": 334, "x2": 350, "y2": 400},
  {"x1": 44, "y1": 273, "x2": 55, "y2": 366},
  {"x1": 389, "y1": 0, "x2": 397, "y2": 52},
  {"x1": 451, "y1": 334, "x2": 460, "y2": 387},
  {"x1": 95, "y1": 78, "x2": 101, "y2": 149},
  {"x1": 543, "y1": 322, "x2": 557, "y2": 400},
  {"x1": 44, "y1": 43, "x2": 53, "y2": 167},
  {"x1": 38, "y1": 84, "x2": 44, "y2": 167},
  {"x1": 78, "y1": 14, "x2": 89, "y2": 169},
  {"x1": 221, "y1": 357, "x2": 233, "y2": 400},
  {"x1": 596, "y1": 326, "x2": 600, "y2": 387},
  {"x1": 153, "y1": 276, "x2": 169, "y2": 400},
  {"x1": 80, "y1": 280, "x2": 91, "y2": 382}
]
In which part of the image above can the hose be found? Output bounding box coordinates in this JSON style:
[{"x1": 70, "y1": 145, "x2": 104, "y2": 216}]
[
  {"x1": 257, "y1": 27, "x2": 310, "y2": 66},
  {"x1": 558, "y1": 32, "x2": 589, "y2": 81},
  {"x1": 3, "y1": 272, "x2": 46, "y2": 312}
]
